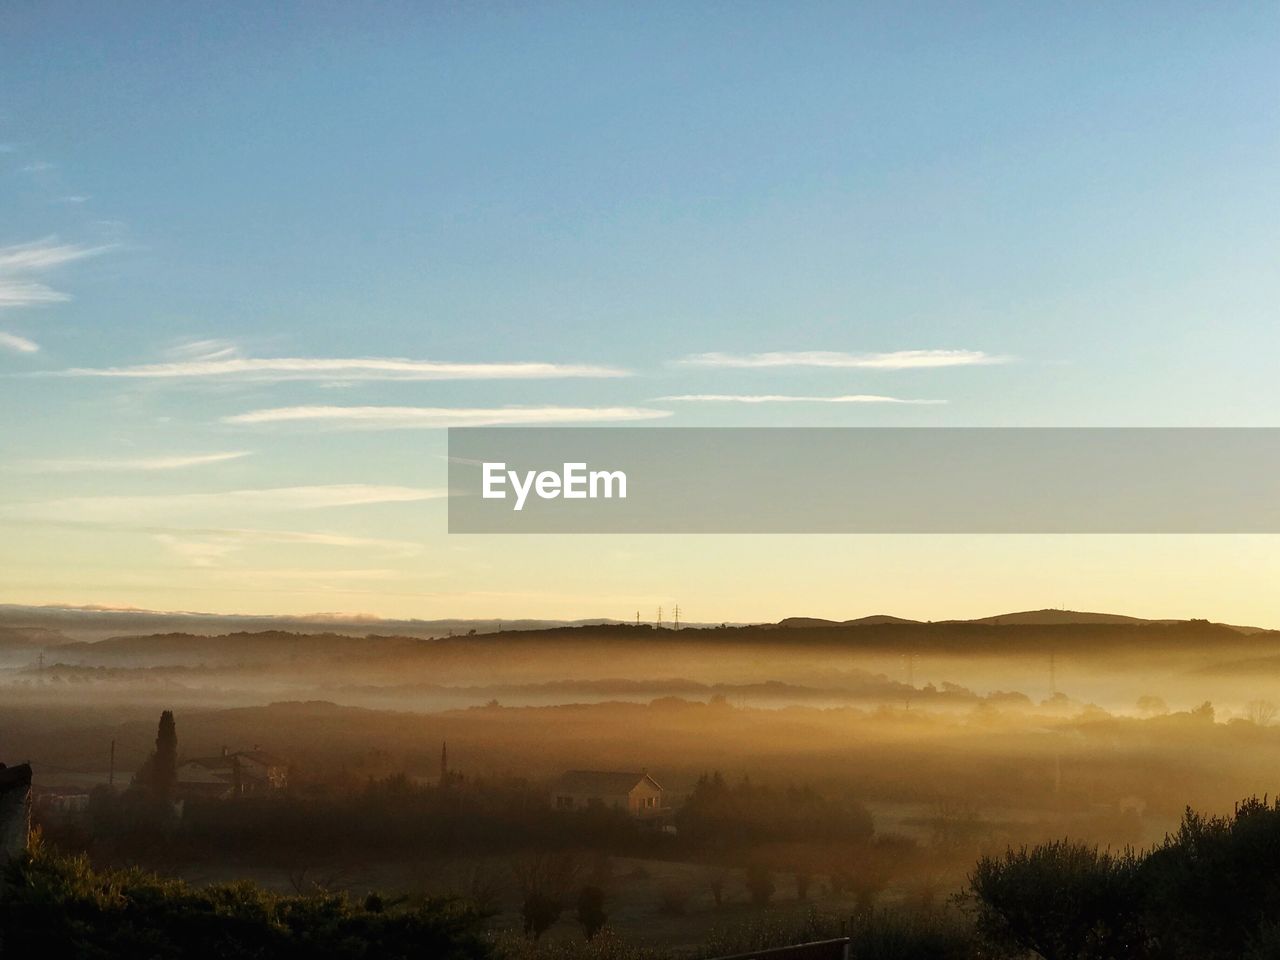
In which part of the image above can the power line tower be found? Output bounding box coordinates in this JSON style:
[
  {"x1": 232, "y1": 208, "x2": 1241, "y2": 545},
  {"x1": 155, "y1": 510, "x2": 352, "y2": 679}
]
[
  {"x1": 674, "y1": 604, "x2": 681, "y2": 630},
  {"x1": 902, "y1": 651, "x2": 917, "y2": 711},
  {"x1": 656, "y1": 606, "x2": 663, "y2": 629}
]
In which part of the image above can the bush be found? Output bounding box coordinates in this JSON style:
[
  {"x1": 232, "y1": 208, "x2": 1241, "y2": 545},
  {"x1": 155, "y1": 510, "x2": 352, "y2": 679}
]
[
  {"x1": 968, "y1": 798, "x2": 1280, "y2": 960},
  {"x1": 1140, "y1": 798, "x2": 1280, "y2": 959},
  {"x1": 968, "y1": 839, "x2": 1143, "y2": 960},
  {"x1": 577, "y1": 885, "x2": 607, "y2": 940},
  {"x1": 0, "y1": 842, "x2": 491, "y2": 959},
  {"x1": 744, "y1": 863, "x2": 775, "y2": 908}
]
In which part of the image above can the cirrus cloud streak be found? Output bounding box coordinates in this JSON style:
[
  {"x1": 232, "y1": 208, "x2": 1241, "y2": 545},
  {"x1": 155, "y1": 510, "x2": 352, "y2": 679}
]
[
  {"x1": 655, "y1": 394, "x2": 944, "y2": 404},
  {"x1": 224, "y1": 405, "x2": 673, "y2": 428},
  {"x1": 0, "y1": 331, "x2": 39, "y2": 353},
  {"x1": 675, "y1": 349, "x2": 1009, "y2": 370},
  {"x1": 48, "y1": 356, "x2": 631, "y2": 381},
  {"x1": 10, "y1": 452, "x2": 250, "y2": 473},
  {"x1": 4, "y1": 485, "x2": 444, "y2": 524}
]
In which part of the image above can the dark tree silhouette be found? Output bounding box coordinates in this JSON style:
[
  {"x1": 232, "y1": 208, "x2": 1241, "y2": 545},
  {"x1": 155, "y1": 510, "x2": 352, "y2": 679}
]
[
  {"x1": 575, "y1": 885, "x2": 607, "y2": 941},
  {"x1": 968, "y1": 840, "x2": 1144, "y2": 960},
  {"x1": 745, "y1": 863, "x2": 775, "y2": 908},
  {"x1": 152, "y1": 710, "x2": 177, "y2": 804}
]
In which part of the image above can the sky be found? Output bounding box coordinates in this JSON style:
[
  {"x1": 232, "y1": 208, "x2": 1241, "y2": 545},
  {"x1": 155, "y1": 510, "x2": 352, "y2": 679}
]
[{"x1": 1, "y1": 3, "x2": 1278, "y2": 624}]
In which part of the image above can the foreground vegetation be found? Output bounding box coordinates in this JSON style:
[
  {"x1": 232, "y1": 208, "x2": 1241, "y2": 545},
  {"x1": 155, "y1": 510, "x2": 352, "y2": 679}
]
[
  {"x1": 970, "y1": 796, "x2": 1280, "y2": 959},
  {"x1": 15, "y1": 796, "x2": 1280, "y2": 958},
  {"x1": 0, "y1": 839, "x2": 492, "y2": 960}
]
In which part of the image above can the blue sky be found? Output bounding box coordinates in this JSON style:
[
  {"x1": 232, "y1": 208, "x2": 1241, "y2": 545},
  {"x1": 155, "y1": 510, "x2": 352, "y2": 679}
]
[{"x1": 1, "y1": 3, "x2": 1278, "y2": 622}]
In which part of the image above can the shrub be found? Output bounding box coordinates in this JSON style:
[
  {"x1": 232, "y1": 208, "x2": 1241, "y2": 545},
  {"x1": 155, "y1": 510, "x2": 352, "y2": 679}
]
[
  {"x1": 0, "y1": 842, "x2": 491, "y2": 960},
  {"x1": 705, "y1": 865, "x2": 730, "y2": 906},
  {"x1": 968, "y1": 839, "x2": 1143, "y2": 960},
  {"x1": 968, "y1": 798, "x2": 1280, "y2": 959},
  {"x1": 744, "y1": 863, "x2": 775, "y2": 908},
  {"x1": 1140, "y1": 798, "x2": 1280, "y2": 959},
  {"x1": 577, "y1": 885, "x2": 607, "y2": 940}
]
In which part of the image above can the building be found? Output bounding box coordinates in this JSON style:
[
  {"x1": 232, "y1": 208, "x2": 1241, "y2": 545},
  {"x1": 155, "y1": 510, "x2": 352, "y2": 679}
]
[
  {"x1": 34, "y1": 786, "x2": 91, "y2": 820},
  {"x1": 176, "y1": 748, "x2": 288, "y2": 800},
  {"x1": 0, "y1": 763, "x2": 32, "y2": 864},
  {"x1": 552, "y1": 770, "x2": 664, "y2": 818}
]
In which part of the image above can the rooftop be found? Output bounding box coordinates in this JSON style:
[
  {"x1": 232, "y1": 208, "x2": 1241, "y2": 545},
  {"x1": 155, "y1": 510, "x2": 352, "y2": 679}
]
[{"x1": 555, "y1": 770, "x2": 661, "y2": 795}]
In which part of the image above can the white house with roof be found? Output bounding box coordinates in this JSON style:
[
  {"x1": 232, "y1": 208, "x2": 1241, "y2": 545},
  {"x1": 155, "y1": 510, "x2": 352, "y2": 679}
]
[
  {"x1": 552, "y1": 770, "x2": 664, "y2": 817},
  {"x1": 176, "y1": 748, "x2": 288, "y2": 800}
]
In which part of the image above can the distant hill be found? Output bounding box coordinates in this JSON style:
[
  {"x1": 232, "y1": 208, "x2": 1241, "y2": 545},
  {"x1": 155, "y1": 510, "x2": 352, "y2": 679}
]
[
  {"x1": 962, "y1": 609, "x2": 1160, "y2": 627},
  {"x1": 0, "y1": 625, "x2": 72, "y2": 651},
  {"x1": 4, "y1": 603, "x2": 1275, "y2": 669},
  {"x1": 48, "y1": 630, "x2": 429, "y2": 667},
  {"x1": 0, "y1": 604, "x2": 643, "y2": 644},
  {"x1": 778, "y1": 614, "x2": 919, "y2": 628},
  {"x1": 779, "y1": 608, "x2": 1265, "y2": 635}
]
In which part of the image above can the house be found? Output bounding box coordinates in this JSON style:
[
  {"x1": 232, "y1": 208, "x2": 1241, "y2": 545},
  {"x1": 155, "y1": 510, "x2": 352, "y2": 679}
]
[
  {"x1": 176, "y1": 747, "x2": 288, "y2": 800},
  {"x1": 552, "y1": 770, "x2": 664, "y2": 818},
  {"x1": 34, "y1": 786, "x2": 91, "y2": 819}
]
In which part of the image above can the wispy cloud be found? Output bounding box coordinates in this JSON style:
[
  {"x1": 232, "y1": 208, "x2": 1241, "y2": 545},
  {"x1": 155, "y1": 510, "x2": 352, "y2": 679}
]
[
  {"x1": 152, "y1": 536, "x2": 424, "y2": 572},
  {"x1": 20, "y1": 160, "x2": 53, "y2": 173},
  {"x1": 10, "y1": 452, "x2": 250, "y2": 473},
  {"x1": 202, "y1": 527, "x2": 423, "y2": 555},
  {"x1": 4, "y1": 485, "x2": 444, "y2": 523},
  {"x1": 49, "y1": 356, "x2": 631, "y2": 381},
  {"x1": 0, "y1": 281, "x2": 70, "y2": 308},
  {"x1": 0, "y1": 239, "x2": 112, "y2": 318},
  {"x1": 0, "y1": 331, "x2": 39, "y2": 353},
  {"x1": 6, "y1": 517, "x2": 422, "y2": 558},
  {"x1": 0, "y1": 238, "x2": 109, "y2": 273},
  {"x1": 153, "y1": 534, "x2": 240, "y2": 567},
  {"x1": 201, "y1": 567, "x2": 416, "y2": 582},
  {"x1": 675, "y1": 350, "x2": 1009, "y2": 370},
  {"x1": 655, "y1": 394, "x2": 944, "y2": 404},
  {"x1": 164, "y1": 338, "x2": 242, "y2": 361},
  {"x1": 224, "y1": 405, "x2": 673, "y2": 428}
]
